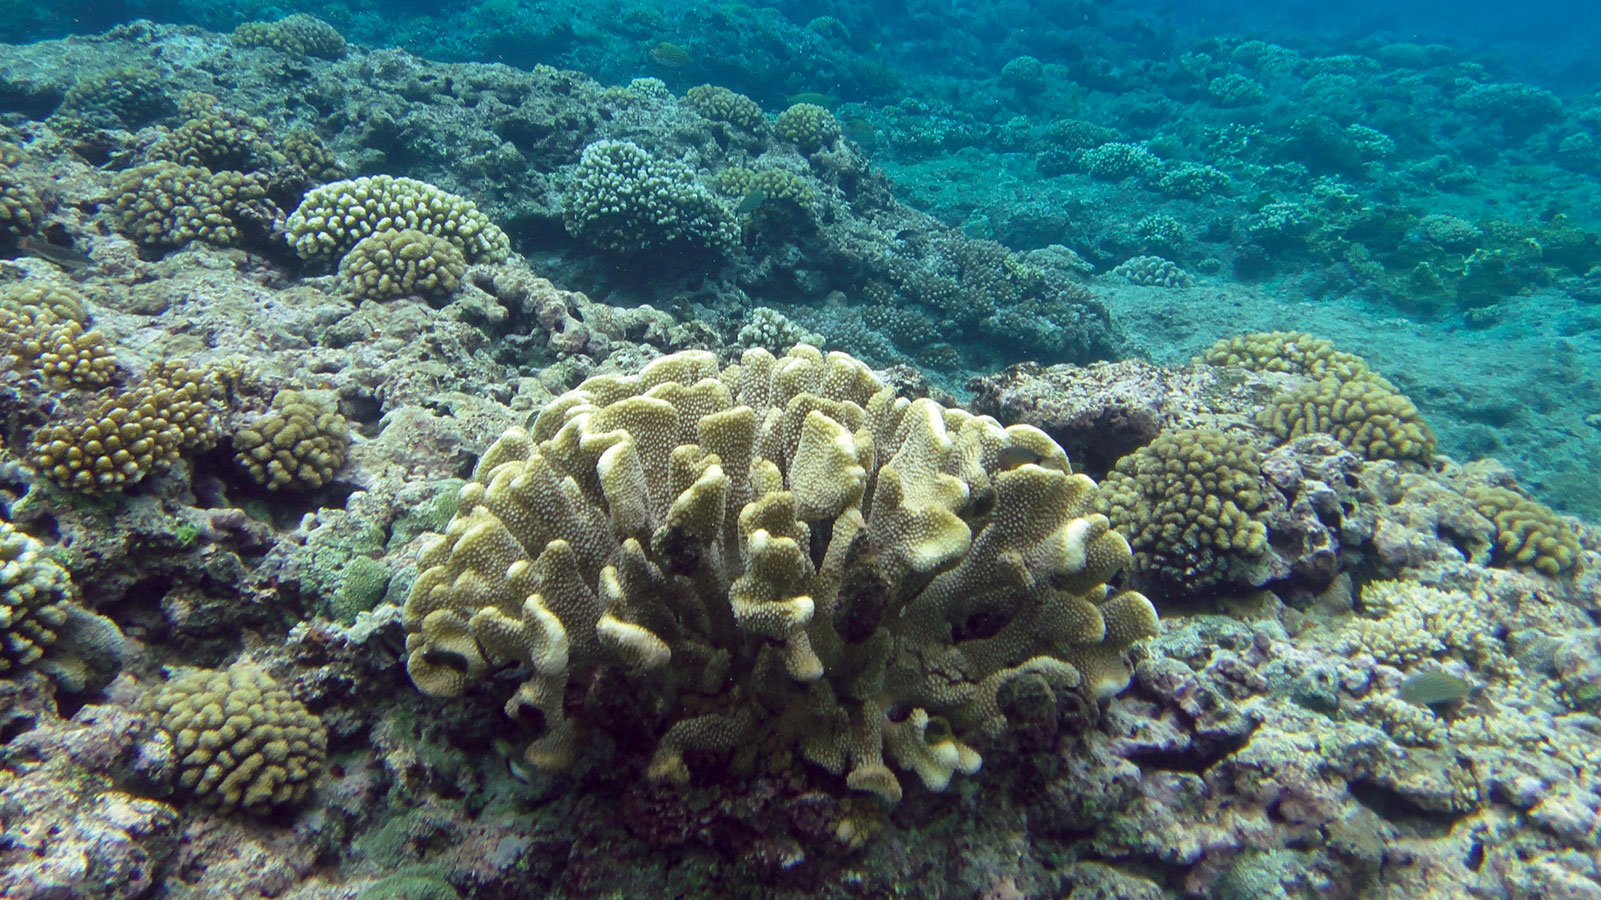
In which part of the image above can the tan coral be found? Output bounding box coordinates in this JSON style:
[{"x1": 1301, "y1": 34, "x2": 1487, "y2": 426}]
[
  {"x1": 150, "y1": 665, "x2": 327, "y2": 814},
  {"x1": 0, "y1": 520, "x2": 74, "y2": 676},
  {"x1": 0, "y1": 305, "x2": 117, "y2": 388},
  {"x1": 339, "y1": 228, "x2": 467, "y2": 302},
  {"x1": 401, "y1": 346, "x2": 1156, "y2": 801},
  {"x1": 1197, "y1": 331, "x2": 1369, "y2": 381}
]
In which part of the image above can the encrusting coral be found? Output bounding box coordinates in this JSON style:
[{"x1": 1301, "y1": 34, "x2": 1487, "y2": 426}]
[
  {"x1": 401, "y1": 345, "x2": 1157, "y2": 802},
  {"x1": 149, "y1": 664, "x2": 327, "y2": 815},
  {"x1": 233, "y1": 389, "x2": 351, "y2": 491}
]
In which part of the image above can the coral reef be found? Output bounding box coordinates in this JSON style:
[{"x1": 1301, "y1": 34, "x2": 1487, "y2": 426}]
[
  {"x1": 230, "y1": 14, "x2": 347, "y2": 59},
  {"x1": 1465, "y1": 484, "x2": 1583, "y2": 576},
  {"x1": 1258, "y1": 370, "x2": 1436, "y2": 462},
  {"x1": 401, "y1": 345, "x2": 1156, "y2": 801},
  {"x1": 562, "y1": 139, "x2": 739, "y2": 257},
  {"x1": 110, "y1": 161, "x2": 265, "y2": 249},
  {"x1": 1112, "y1": 255, "x2": 1195, "y2": 288},
  {"x1": 340, "y1": 228, "x2": 468, "y2": 302}
]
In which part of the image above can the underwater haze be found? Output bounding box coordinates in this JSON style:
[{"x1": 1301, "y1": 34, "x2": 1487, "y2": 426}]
[{"x1": 1, "y1": 1, "x2": 1600, "y2": 899}]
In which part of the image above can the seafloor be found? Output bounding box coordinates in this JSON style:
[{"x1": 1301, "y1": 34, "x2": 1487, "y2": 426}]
[{"x1": 1, "y1": 10, "x2": 1599, "y2": 900}]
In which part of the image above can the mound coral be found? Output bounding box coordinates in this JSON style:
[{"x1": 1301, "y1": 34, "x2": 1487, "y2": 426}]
[
  {"x1": 285, "y1": 175, "x2": 510, "y2": 266},
  {"x1": 1258, "y1": 371, "x2": 1435, "y2": 462},
  {"x1": 31, "y1": 362, "x2": 231, "y2": 493},
  {"x1": 1097, "y1": 427, "x2": 1271, "y2": 593},
  {"x1": 401, "y1": 346, "x2": 1156, "y2": 801},
  {"x1": 230, "y1": 14, "x2": 347, "y2": 59},
  {"x1": 339, "y1": 228, "x2": 467, "y2": 302},
  {"x1": 0, "y1": 304, "x2": 117, "y2": 388},
  {"x1": 0, "y1": 519, "x2": 74, "y2": 677},
  {"x1": 150, "y1": 665, "x2": 327, "y2": 814},
  {"x1": 0, "y1": 147, "x2": 43, "y2": 238},
  {"x1": 563, "y1": 140, "x2": 739, "y2": 256},
  {"x1": 1197, "y1": 331, "x2": 1368, "y2": 381},
  {"x1": 234, "y1": 389, "x2": 351, "y2": 491},
  {"x1": 774, "y1": 103, "x2": 842, "y2": 152},
  {"x1": 1465, "y1": 484, "x2": 1582, "y2": 576}
]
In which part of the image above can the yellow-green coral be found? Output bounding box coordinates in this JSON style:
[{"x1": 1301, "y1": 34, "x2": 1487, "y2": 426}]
[
  {"x1": 684, "y1": 84, "x2": 766, "y2": 131},
  {"x1": 1258, "y1": 371, "x2": 1435, "y2": 461},
  {"x1": 284, "y1": 128, "x2": 345, "y2": 183},
  {"x1": 150, "y1": 665, "x2": 327, "y2": 814},
  {"x1": 0, "y1": 519, "x2": 74, "y2": 676},
  {"x1": 1337, "y1": 580, "x2": 1511, "y2": 675},
  {"x1": 110, "y1": 162, "x2": 265, "y2": 248},
  {"x1": 1, "y1": 281, "x2": 90, "y2": 324},
  {"x1": 1097, "y1": 427, "x2": 1271, "y2": 593},
  {"x1": 31, "y1": 362, "x2": 230, "y2": 493},
  {"x1": 230, "y1": 14, "x2": 347, "y2": 59},
  {"x1": 774, "y1": 103, "x2": 842, "y2": 152},
  {"x1": 1198, "y1": 331, "x2": 1371, "y2": 381},
  {"x1": 285, "y1": 174, "x2": 510, "y2": 266},
  {"x1": 1465, "y1": 484, "x2": 1581, "y2": 576},
  {"x1": 1112, "y1": 255, "x2": 1194, "y2": 288},
  {"x1": 401, "y1": 346, "x2": 1156, "y2": 801},
  {"x1": 234, "y1": 389, "x2": 351, "y2": 491},
  {"x1": 339, "y1": 228, "x2": 467, "y2": 302}
]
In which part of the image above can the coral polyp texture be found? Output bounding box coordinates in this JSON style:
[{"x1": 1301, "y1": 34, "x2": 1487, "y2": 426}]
[
  {"x1": 30, "y1": 361, "x2": 231, "y2": 493},
  {"x1": 401, "y1": 345, "x2": 1157, "y2": 802},
  {"x1": 1111, "y1": 255, "x2": 1195, "y2": 288},
  {"x1": 1197, "y1": 331, "x2": 1370, "y2": 381},
  {"x1": 0, "y1": 519, "x2": 74, "y2": 676},
  {"x1": 150, "y1": 665, "x2": 327, "y2": 815},
  {"x1": 233, "y1": 389, "x2": 351, "y2": 491},
  {"x1": 285, "y1": 174, "x2": 510, "y2": 266},
  {"x1": 1097, "y1": 427, "x2": 1271, "y2": 593},
  {"x1": 1258, "y1": 370, "x2": 1436, "y2": 462},
  {"x1": 0, "y1": 146, "x2": 43, "y2": 237},
  {"x1": 684, "y1": 84, "x2": 766, "y2": 132},
  {"x1": 110, "y1": 161, "x2": 266, "y2": 248}
]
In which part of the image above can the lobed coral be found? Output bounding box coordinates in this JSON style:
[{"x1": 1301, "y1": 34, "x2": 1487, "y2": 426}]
[
  {"x1": 110, "y1": 162, "x2": 266, "y2": 248},
  {"x1": 774, "y1": 103, "x2": 842, "y2": 152},
  {"x1": 339, "y1": 228, "x2": 467, "y2": 302},
  {"x1": 149, "y1": 94, "x2": 281, "y2": 173},
  {"x1": 233, "y1": 389, "x2": 351, "y2": 491},
  {"x1": 31, "y1": 361, "x2": 231, "y2": 493},
  {"x1": 1097, "y1": 427, "x2": 1271, "y2": 593},
  {"x1": 150, "y1": 665, "x2": 327, "y2": 814},
  {"x1": 400, "y1": 346, "x2": 1156, "y2": 802},
  {"x1": 1112, "y1": 255, "x2": 1194, "y2": 288},
  {"x1": 563, "y1": 140, "x2": 739, "y2": 256},
  {"x1": 734, "y1": 307, "x2": 823, "y2": 353},
  {"x1": 55, "y1": 65, "x2": 175, "y2": 129},
  {"x1": 230, "y1": 14, "x2": 347, "y2": 59},
  {"x1": 713, "y1": 166, "x2": 817, "y2": 215},
  {"x1": 285, "y1": 175, "x2": 510, "y2": 266},
  {"x1": 1464, "y1": 484, "x2": 1582, "y2": 576},
  {"x1": 683, "y1": 85, "x2": 765, "y2": 132}
]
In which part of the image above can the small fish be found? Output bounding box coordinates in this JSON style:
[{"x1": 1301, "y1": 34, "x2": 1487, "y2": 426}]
[
  {"x1": 996, "y1": 445, "x2": 1044, "y2": 471},
  {"x1": 15, "y1": 236, "x2": 92, "y2": 271},
  {"x1": 842, "y1": 117, "x2": 876, "y2": 144},
  {"x1": 650, "y1": 41, "x2": 691, "y2": 68},
  {"x1": 735, "y1": 189, "x2": 768, "y2": 215},
  {"x1": 1399, "y1": 670, "x2": 1474, "y2": 708}
]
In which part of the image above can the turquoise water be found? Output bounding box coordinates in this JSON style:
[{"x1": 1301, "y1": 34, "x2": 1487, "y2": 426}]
[{"x1": 2, "y1": 3, "x2": 1599, "y2": 899}]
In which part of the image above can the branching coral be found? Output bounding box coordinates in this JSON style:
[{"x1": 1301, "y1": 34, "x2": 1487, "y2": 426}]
[
  {"x1": 0, "y1": 519, "x2": 74, "y2": 677},
  {"x1": 563, "y1": 140, "x2": 738, "y2": 256},
  {"x1": 684, "y1": 85, "x2": 765, "y2": 132},
  {"x1": 150, "y1": 665, "x2": 327, "y2": 814},
  {"x1": 110, "y1": 162, "x2": 266, "y2": 248},
  {"x1": 774, "y1": 103, "x2": 842, "y2": 151},
  {"x1": 400, "y1": 346, "x2": 1156, "y2": 802},
  {"x1": 230, "y1": 14, "x2": 347, "y2": 59},
  {"x1": 1197, "y1": 331, "x2": 1369, "y2": 381},
  {"x1": 339, "y1": 228, "x2": 467, "y2": 302},
  {"x1": 1258, "y1": 371, "x2": 1435, "y2": 462},
  {"x1": 1112, "y1": 255, "x2": 1194, "y2": 288}
]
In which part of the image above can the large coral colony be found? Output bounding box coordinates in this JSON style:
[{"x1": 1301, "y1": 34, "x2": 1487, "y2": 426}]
[{"x1": 0, "y1": 9, "x2": 1598, "y2": 900}]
